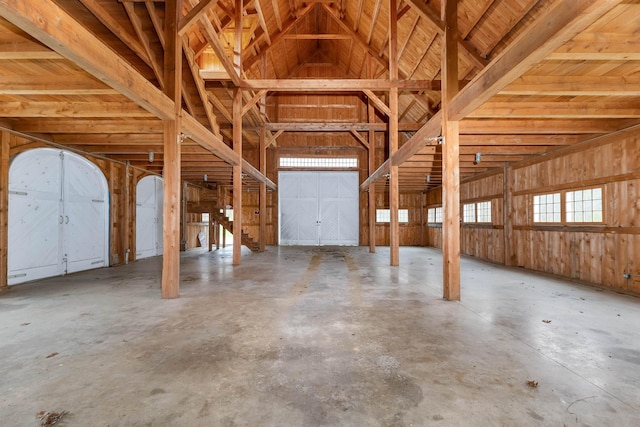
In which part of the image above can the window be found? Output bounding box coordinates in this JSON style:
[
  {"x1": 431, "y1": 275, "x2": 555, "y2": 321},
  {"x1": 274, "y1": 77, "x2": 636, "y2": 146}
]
[
  {"x1": 376, "y1": 209, "x2": 409, "y2": 223},
  {"x1": 463, "y1": 203, "x2": 476, "y2": 223},
  {"x1": 477, "y1": 201, "x2": 492, "y2": 223},
  {"x1": 428, "y1": 208, "x2": 435, "y2": 223},
  {"x1": 279, "y1": 157, "x2": 357, "y2": 168},
  {"x1": 427, "y1": 207, "x2": 443, "y2": 223},
  {"x1": 533, "y1": 193, "x2": 561, "y2": 223},
  {"x1": 566, "y1": 187, "x2": 603, "y2": 223},
  {"x1": 202, "y1": 213, "x2": 210, "y2": 223},
  {"x1": 532, "y1": 187, "x2": 603, "y2": 224}
]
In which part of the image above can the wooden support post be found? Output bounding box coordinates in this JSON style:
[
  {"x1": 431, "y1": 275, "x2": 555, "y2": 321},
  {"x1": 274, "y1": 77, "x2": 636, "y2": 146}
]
[
  {"x1": 208, "y1": 210, "x2": 213, "y2": 252},
  {"x1": 368, "y1": 99, "x2": 376, "y2": 253},
  {"x1": 389, "y1": 0, "x2": 399, "y2": 266},
  {"x1": 161, "y1": 0, "x2": 182, "y2": 299},
  {"x1": 441, "y1": 0, "x2": 460, "y2": 301},
  {"x1": 0, "y1": 131, "x2": 9, "y2": 290},
  {"x1": 259, "y1": 55, "x2": 267, "y2": 252},
  {"x1": 503, "y1": 162, "x2": 514, "y2": 266},
  {"x1": 181, "y1": 181, "x2": 188, "y2": 250},
  {"x1": 232, "y1": 88, "x2": 243, "y2": 265}
]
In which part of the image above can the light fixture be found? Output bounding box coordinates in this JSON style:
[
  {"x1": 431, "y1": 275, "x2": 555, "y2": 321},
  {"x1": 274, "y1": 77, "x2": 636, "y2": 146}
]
[
  {"x1": 204, "y1": 174, "x2": 208, "y2": 182},
  {"x1": 474, "y1": 152, "x2": 481, "y2": 165},
  {"x1": 426, "y1": 175, "x2": 431, "y2": 183},
  {"x1": 148, "y1": 151, "x2": 154, "y2": 163}
]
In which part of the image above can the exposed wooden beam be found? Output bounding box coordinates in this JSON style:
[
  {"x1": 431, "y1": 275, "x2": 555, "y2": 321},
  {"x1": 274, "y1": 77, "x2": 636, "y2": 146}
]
[
  {"x1": 404, "y1": 0, "x2": 488, "y2": 69},
  {"x1": 182, "y1": 39, "x2": 222, "y2": 136},
  {"x1": 349, "y1": 129, "x2": 370, "y2": 149},
  {"x1": 448, "y1": 0, "x2": 624, "y2": 121},
  {"x1": 178, "y1": 0, "x2": 219, "y2": 36},
  {"x1": 187, "y1": 0, "x2": 240, "y2": 85},
  {"x1": 265, "y1": 122, "x2": 422, "y2": 132},
  {"x1": 363, "y1": 89, "x2": 391, "y2": 116},
  {"x1": 266, "y1": 128, "x2": 283, "y2": 147},
  {"x1": 239, "y1": 79, "x2": 440, "y2": 91},
  {"x1": 78, "y1": 0, "x2": 151, "y2": 65}
]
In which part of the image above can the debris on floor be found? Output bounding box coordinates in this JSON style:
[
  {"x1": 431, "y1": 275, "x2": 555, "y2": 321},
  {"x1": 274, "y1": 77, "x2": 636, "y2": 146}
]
[
  {"x1": 542, "y1": 319, "x2": 552, "y2": 323},
  {"x1": 45, "y1": 352, "x2": 59, "y2": 358},
  {"x1": 37, "y1": 410, "x2": 68, "y2": 426},
  {"x1": 527, "y1": 380, "x2": 539, "y2": 388}
]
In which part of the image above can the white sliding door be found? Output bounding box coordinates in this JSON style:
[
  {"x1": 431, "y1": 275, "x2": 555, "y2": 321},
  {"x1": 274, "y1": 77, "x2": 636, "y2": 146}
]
[{"x1": 279, "y1": 171, "x2": 359, "y2": 246}]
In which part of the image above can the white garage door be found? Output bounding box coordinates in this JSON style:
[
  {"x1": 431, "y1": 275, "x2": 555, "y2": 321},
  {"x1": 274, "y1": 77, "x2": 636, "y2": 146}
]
[
  {"x1": 8, "y1": 148, "x2": 109, "y2": 285},
  {"x1": 136, "y1": 175, "x2": 163, "y2": 259},
  {"x1": 279, "y1": 171, "x2": 359, "y2": 246}
]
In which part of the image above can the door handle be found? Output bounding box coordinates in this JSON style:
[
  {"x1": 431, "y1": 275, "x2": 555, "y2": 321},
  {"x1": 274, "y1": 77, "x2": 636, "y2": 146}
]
[
  {"x1": 59, "y1": 215, "x2": 63, "y2": 224},
  {"x1": 65, "y1": 216, "x2": 69, "y2": 224}
]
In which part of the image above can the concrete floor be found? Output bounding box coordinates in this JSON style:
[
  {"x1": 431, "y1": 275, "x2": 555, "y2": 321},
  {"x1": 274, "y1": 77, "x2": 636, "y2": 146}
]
[{"x1": 1, "y1": 246, "x2": 639, "y2": 426}]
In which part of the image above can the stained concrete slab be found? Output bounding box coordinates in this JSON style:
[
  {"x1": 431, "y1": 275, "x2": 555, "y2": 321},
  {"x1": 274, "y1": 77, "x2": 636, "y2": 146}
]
[{"x1": 1, "y1": 246, "x2": 639, "y2": 426}]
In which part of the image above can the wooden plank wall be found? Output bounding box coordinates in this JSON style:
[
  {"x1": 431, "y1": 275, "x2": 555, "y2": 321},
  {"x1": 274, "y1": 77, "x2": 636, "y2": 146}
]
[{"x1": 425, "y1": 128, "x2": 640, "y2": 295}]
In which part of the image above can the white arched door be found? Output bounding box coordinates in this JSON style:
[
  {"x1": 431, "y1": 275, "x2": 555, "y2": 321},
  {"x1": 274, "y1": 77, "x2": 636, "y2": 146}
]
[
  {"x1": 8, "y1": 148, "x2": 109, "y2": 285},
  {"x1": 136, "y1": 176, "x2": 163, "y2": 259}
]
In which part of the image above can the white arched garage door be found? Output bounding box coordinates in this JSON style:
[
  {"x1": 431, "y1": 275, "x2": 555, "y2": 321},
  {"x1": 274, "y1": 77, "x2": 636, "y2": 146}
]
[
  {"x1": 8, "y1": 148, "x2": 109, "y2": 285},
  {"x1": 136, "y1": 175, "x2": 163, "y2": 259}
]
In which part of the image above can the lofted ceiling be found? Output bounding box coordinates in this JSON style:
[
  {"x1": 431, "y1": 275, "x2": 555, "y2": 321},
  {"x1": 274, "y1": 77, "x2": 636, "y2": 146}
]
[{"x1": 0, "y1": 0, "x2": 639, "y2": 192}]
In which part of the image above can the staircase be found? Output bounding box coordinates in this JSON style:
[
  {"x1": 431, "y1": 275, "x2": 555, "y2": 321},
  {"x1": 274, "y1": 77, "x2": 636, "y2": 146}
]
[{"x1": 211, "y1": 211, "x2": 260, "y2": 252}]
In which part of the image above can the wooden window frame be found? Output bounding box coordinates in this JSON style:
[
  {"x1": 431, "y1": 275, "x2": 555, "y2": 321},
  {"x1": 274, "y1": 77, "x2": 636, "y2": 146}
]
[{"x1": 532, "y1": 186, "x2": 605, "y2": 225}]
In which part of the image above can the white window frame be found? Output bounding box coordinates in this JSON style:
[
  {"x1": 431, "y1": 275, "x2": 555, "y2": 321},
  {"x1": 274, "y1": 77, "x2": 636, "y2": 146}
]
[
  {"x1": 476, "y1": 201, "x2": 492, "y2": 223},
  {"x1": 463, "y1": 203, "x2": 476, "y2": 223},
  {"x1": 279, "y1": 157, "x2": 358, "y2": 169},
  {"x1": 533, "y1": 193, "x2": 561, "y2": 223},
  {"x1": 376, "y1": 209, "x2": 409, "y2": 224}
]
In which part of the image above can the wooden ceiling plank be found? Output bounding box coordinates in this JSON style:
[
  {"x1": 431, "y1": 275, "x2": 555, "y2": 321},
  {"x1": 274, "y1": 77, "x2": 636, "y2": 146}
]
[
  {"x1": 501, "y1": 75, "x2": 640, "y2": 96},
  {"x1": 448, "y1": 0, "x2": 624, "y2": 122},
  {"x1": 0, "y1": 0, "x2": 174, "y2": 119},
  {"x1": 243, "y1": 3, "x2": 315, "y2": 69},
  {"x1": 0, "y1": 41, "x2": 61, "y2": 59},
  {"x1": 470, "y1": 101, "x2": 640, "y2": 119},
  {"x1": 0, "y1": 75, "x2": 117, "y2": 95},
  {"x1": 0, "y1": 101, "x2": 154, "y2": 118}
]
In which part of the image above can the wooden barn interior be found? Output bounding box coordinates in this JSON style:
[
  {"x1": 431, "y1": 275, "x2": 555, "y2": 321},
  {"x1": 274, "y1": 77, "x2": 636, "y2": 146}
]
[{"x1": 1, "y1": 0, "x2": 639, "y2": 425}]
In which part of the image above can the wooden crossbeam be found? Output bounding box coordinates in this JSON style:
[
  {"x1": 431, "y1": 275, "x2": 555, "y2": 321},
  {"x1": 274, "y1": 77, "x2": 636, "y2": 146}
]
[
  {"x1": 501, "y1": 75, "x2": 640, "y2": 96},
  {"x1": 239, "y1": 79, "x2": 440, "y2": 91}
]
